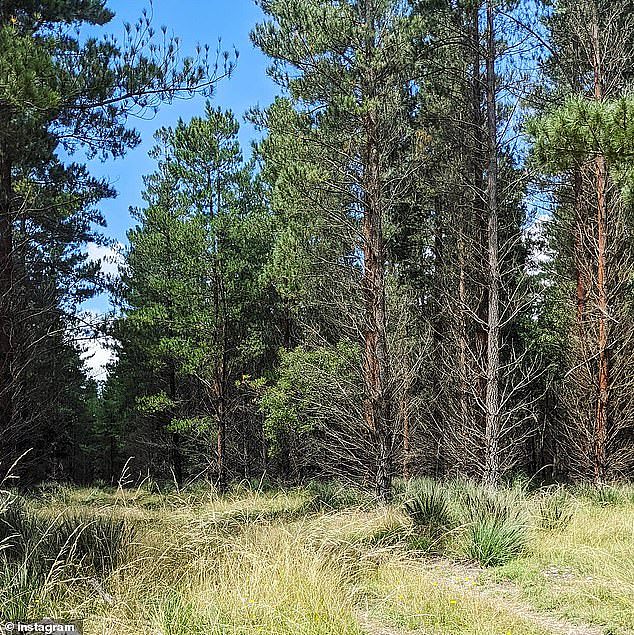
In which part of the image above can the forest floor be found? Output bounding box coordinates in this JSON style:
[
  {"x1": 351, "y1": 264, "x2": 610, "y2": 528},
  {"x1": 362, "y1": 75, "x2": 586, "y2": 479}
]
[{"x1": 1, "y1": 481, "x2": 633, "y2": 635}]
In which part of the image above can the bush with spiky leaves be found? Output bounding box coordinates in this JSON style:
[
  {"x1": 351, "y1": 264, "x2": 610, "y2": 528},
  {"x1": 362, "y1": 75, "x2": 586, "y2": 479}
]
[
  {"x1": 455, "y1": 483, "x2": 528, "y2": 567},
  {"x1": 403, "y1": 478, "x2": 454, "y2": 535}
]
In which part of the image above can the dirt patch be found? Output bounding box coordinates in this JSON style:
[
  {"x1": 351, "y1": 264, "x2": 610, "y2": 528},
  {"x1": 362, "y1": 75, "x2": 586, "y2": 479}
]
[
  {"x1": 426, "y1": 559, "x2": 604, "y2": 635},
  {"x1": 358, "y1": 558, "x2": 605, "y2": 635}
]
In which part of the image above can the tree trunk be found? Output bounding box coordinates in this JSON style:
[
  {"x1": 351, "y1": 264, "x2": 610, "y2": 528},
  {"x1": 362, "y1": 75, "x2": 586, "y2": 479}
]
[
  {"x1": 169, "y1": 366, "x2": 182, "y2": 485},
  {"x1": 457, "y1": 236, "x2": 469, "y2": 469},
  {"x1": 595, "y1": 153, "x2": 608, "y2": 483},
  {"x1": 573, "y1": 169, "x2": 586, "y2": 328},
  {"x1": 0, "y1": 132, "x2": 14, "y2": 443},
  {"x1": 206, "y1": 168, "x2": 229, "y2": 489},
  {"x1": 401, "y1": 387, "x2": 410, "y2": 480},
  {"x1": 431, "y1": 198, "x2": 447, "y2": 474},
  {"x1": 469, "y1": 0, "x2": 489, "y2": 458},
  {"x1": 362, "y1": 106, "x2": 392, "y2": 502},
  {"x1": 109, "y1": 436, "x2": 116, "y2": 484},
  {"x1": 213, "y1": 172, "x2": 228, "y2": 490},
  {"x1": 591, "y1": 15, "x2": 609, "y2": 484},
  {"x1": 216, "y1": 371, "x2": 226, "y2": 488},
  {"x1": 484, "y1": 0, "x2": 501, "y2": 485}
]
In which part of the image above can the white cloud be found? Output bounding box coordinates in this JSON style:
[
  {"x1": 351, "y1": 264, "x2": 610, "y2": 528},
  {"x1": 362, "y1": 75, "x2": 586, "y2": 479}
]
[
  {"x1": 86, "y1": 242, "x2": 124, "y2": 277},
  {"x1": 76, "y1": 310, "x2": 117, "y2": 380},
  {"x1": 81, "y1": 336, "x2": 116, "y2": 380}
]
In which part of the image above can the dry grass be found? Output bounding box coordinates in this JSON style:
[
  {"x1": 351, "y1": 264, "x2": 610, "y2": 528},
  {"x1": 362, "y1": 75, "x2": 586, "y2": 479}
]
[
  {"x1": 363, "y1": 557, "x2": 553, "y2": 635},
  {"x1": 1, "y1": 481, "x2": 632, "y2": 635},
  {"x1": 496, "y1": 497, "x2": 634, "y2": 634}
]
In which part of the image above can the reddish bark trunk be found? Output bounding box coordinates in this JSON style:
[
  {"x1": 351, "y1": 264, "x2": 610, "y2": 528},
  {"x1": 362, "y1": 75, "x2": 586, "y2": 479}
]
[
  {"x1": 595, "y1": 152, "x2": 608, "y2": 483},
  {"x1": 362, "y1": 107, "x2": 391, "y2": 501}
]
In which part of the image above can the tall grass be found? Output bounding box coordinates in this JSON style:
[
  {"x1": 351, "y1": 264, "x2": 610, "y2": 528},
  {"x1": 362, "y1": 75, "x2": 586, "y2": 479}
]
[
  {"x1": 455, "y1": 481, "x2": 529, "y2": 566},
  {"x1": 0, "y1": 497, "x2": 134, "y2": 619},
  {"x1": 496, "y1": 489, "x2": 634, "y2": 633},
  {"x1": 2, "y1": 480, "x2": 632, "y2": 634},
  {"x1": 199, "y1": 524, "x2": 363, "y2": 635},
  {"x1": 402, "y1": 478, "x2": 530, "y2": 566},
  {"x1": 304, "y1": 480, "x2": 371, "y2": 512},
  {"x1": 573, "y1": 482, "x2": 628, "y2": 506},
  {"x1": 365, "y1": 558, "x2": 552, "y2": 635},
  {"x1": 99, "y1": 515, "x2": 366, "y2": 635},
  {"x1": 403, "y1": 478, "x2": 454, "y2": 532},
  {"x1": 537, "y1": 486, "x2": 573, "y2": 530}
]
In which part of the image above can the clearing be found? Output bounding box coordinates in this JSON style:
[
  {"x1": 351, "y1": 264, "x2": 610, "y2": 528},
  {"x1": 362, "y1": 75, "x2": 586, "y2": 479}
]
[{"x1": 1, "y1": 481, "x2": 633, "y2": 635}]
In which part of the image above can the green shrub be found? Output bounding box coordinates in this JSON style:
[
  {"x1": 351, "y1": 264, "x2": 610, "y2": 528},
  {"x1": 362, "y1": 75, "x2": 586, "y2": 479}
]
[
  {"x1": 457, "y1": 483, "x2": 528, "y2": 567},
  {"x1": 403, "y1": 478, "x2": 453, "y2": 534}
]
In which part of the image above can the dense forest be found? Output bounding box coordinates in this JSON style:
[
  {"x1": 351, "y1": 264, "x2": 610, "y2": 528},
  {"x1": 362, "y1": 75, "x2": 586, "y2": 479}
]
[{"x1": 3, "y1": 0, "x2": 634, "y2": 500}]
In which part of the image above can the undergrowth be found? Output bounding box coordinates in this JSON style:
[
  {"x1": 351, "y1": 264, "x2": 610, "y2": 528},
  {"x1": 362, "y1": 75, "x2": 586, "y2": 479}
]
[{"x1": 1, "y1": 479, "x2": 631, "y2": 634}]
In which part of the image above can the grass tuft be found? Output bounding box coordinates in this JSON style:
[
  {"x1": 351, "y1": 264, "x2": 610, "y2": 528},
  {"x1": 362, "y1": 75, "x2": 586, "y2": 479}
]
[
  {"x1": 464, "y1": 515, "x2": 527, "y2": 566},
  {"x1": 403, "y1": 478, "x2": 453, "y2": 534},
  {"x1": 457, "y1": 483, "x2": 528, "y2": 567},
  {"x1": 537, "y1": 486, "x2": 573, "y2": 530}
]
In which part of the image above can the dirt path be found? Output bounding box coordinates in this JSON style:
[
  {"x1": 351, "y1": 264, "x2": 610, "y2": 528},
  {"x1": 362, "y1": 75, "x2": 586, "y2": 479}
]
[
  {"x1": 427, "y1": 560, "x2": 604, "y2": 635},
  {"x1": 357, "y1": 559, "x2": 605, "y2": 635}
]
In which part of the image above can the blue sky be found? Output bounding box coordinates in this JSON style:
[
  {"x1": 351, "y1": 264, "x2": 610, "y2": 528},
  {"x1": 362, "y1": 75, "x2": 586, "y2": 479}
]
[{"x1": 85, "y1": 0, "x2": 277, "y2": 247}]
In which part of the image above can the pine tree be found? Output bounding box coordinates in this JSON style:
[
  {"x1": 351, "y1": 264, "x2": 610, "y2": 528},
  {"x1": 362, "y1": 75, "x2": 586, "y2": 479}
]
[
  {"x1": 396, "y1": 0, "x2": 532, "y2": 482},
  {"x1": 253, "y1": 0, "x2": 424, "y2": 498},
  {"x1": 0, "y1": 1, "x2": 228, "y2": 475},
  {"x1": 114, "y1": 106, "x2": 272, "y2": 484},
  {"x1": 529, "y1": 0, "x2": 634, "y2": 481}
]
